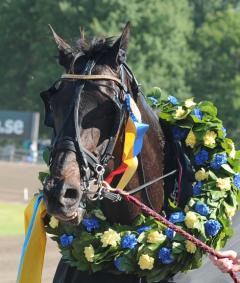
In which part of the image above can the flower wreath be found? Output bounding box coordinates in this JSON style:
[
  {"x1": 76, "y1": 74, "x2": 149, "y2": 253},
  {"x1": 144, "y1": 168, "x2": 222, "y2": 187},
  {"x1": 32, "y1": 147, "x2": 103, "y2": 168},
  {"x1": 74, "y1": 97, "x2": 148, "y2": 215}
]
[{"x1": 43, "y1": 93, "x2": 240, "y2": 283}]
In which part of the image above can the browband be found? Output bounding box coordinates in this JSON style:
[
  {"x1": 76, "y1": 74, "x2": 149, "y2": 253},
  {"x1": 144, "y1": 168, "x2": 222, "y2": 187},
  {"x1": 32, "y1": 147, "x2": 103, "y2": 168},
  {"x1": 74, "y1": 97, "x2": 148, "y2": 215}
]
[{"x1": 61, "y1": 74, "x2": 124, "y2": 89}]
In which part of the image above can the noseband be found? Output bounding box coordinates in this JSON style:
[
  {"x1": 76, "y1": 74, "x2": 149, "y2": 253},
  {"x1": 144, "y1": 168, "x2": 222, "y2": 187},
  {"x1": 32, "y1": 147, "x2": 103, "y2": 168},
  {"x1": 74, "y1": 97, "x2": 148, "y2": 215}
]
[{"x1": 41, "y1": 55, "x2": 140, "y2": 196}]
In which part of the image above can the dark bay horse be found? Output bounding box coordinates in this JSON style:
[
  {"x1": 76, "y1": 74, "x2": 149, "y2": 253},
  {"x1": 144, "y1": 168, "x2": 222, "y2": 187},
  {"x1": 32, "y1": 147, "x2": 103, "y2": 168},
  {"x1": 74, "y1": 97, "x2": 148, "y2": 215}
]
[{"x1": 41, "y1": 23, "x2": 190, "y2": 283}]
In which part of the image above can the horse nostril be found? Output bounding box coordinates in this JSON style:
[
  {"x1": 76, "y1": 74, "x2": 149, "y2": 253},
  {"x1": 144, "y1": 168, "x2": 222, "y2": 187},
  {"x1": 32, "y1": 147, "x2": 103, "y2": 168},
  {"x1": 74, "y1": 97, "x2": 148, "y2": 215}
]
[{"x1": 64, "y1": 188, "x2": 79, "y2": 199}]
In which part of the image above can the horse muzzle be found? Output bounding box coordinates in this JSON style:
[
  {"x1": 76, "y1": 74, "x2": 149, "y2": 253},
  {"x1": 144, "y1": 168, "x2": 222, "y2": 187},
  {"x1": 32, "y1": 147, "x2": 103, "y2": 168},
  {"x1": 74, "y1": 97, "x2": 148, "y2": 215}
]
[{"x1": 43, "y1": 177, "x2": 86, "y2": 225}]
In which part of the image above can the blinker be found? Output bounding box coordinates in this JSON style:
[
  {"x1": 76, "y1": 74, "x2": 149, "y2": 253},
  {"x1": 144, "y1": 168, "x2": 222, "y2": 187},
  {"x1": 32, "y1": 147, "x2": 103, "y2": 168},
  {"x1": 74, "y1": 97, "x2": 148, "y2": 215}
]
[{"x1": 40, "y1": 88, "x2": 54, "y2": 128}]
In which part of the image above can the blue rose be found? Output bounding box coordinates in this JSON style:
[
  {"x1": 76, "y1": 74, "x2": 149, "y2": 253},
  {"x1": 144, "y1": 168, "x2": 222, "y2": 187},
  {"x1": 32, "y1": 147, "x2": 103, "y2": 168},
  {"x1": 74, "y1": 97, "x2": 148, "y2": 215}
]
[
  {"x1": 210, "y1": 153, "x2": 227, "y2": 170},
  {"x1": 168, "y1": 95, "x2": 178, "y2": 105},
  {"x1": 158, "y1": 247, "x2": 174, "y2": 264},
  {"x1": 114, "y1": 257, "x2": 125, "y2": 272},
  {"x1": 233, "y1": 174, "x2": 240, "y2": 189},
  {"x1": 195, "y1": 202, "x2": 209, "y2": 216},
  {"x1": 165, "y1": 228, "x2": 175, "y2": 240},
  {"x1": 193, "y1": 108, "x2": 203, "y2": 120},
  {"x1": 137, "y1": 226, "x2": 151, "y2": 234},
  {"x1": 192, "y1": 181, "x2": 202, "y2": 196},
  {"x1": 82, "y1": 217, "x2": 100, "y2": 232},
  {"x1": 172, "y1": 126, "x2": 188, "y2": 141},
  {"x1": 169, "y1": 212, "x2": 185, "y2": 223},
  {"x1": 60, "y1": 234, "x2": 74, "y2": 247},
  {"x1": 195, "y1": 149, "x2": 209, "y2": 166},
  {"x1": 121, "y1": 234, "x2": 138, "y2": 249},
  {"x1": 205, "y1": 220, "x2": 222, "y2": 237}
]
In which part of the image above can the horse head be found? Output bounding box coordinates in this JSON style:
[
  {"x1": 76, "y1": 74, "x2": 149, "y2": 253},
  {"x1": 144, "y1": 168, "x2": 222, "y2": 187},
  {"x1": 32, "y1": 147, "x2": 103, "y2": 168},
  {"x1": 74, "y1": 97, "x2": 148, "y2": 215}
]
[{"x1": 41, "y1": 23, "x2": 132, "y2": 224}]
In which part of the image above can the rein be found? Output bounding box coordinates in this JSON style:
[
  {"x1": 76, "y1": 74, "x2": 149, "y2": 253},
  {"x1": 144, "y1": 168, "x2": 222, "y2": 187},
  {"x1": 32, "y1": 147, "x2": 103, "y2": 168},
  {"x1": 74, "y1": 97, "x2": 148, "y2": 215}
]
[{"x1": 102, "y1": 185, "x2": 240, "y2": 283}]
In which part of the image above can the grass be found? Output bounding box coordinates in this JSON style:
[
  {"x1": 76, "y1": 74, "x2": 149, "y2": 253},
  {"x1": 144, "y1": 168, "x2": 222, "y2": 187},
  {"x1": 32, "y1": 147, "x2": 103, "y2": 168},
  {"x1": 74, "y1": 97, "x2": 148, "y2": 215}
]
[{"x1": 0, "y1": 203, "x2": 25, "y2": 236}]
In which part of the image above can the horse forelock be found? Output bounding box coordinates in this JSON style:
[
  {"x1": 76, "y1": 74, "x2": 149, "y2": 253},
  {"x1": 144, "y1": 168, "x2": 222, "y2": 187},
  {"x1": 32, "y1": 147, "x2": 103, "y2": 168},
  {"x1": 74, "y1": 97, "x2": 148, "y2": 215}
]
[{"x1": 75, "y1": 36, "x2": 115, "y2": 57}]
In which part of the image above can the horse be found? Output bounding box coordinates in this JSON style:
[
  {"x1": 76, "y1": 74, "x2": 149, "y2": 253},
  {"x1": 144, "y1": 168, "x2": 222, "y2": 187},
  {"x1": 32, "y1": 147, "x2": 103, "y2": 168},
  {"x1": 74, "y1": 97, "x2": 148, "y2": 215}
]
[{"x1": 41, "y1": 23, "x2": 192, "y2": 283}]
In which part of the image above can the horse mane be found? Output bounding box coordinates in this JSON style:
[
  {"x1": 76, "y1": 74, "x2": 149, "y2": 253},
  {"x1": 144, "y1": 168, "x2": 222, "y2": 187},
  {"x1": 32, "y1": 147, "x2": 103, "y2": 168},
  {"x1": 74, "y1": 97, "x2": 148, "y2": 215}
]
[{"x1": 75, "y1": 36, "x2": 115, "y2": 57}]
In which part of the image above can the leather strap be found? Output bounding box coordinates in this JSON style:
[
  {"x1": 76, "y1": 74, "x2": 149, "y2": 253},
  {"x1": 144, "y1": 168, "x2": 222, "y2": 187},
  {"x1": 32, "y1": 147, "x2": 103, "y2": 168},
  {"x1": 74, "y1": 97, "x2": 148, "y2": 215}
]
[{"x1": 61, "y1": 74, "x2": 124, "y2": 89}]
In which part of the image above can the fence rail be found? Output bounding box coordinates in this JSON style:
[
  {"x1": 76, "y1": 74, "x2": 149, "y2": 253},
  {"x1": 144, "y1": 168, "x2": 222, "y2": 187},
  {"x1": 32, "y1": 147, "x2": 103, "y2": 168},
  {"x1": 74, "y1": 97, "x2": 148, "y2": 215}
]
[{"x1": 0, "y1": 146, "x2": 44, "y2": 163}]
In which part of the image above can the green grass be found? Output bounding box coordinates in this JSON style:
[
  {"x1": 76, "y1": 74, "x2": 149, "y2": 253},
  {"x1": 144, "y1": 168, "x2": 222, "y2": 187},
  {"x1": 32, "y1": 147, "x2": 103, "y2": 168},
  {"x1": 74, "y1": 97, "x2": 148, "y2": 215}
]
[{"x1": 0, "y1": 203, "x2": 25, "y2": 236}]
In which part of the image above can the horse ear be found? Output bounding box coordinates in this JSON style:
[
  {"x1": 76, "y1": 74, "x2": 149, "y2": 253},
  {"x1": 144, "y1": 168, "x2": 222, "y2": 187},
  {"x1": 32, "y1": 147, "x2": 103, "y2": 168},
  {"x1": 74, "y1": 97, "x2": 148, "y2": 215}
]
[
  {"x1": 49, "y1": 25, "x2": 74, "y2": 68},
  {"x1": 79, "y1": 27, "x2": 85, "y2": 42},
  {"x1": 112, "y1": 22, "x2": 130, "y2": 65},
  {"x1": 49, "y1": 25, "x2": 73, "y2": 54}
]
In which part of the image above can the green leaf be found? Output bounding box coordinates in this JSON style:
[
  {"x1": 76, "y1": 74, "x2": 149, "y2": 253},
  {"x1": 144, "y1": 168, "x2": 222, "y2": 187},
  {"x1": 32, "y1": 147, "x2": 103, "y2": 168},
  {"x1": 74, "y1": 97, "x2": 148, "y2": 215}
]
[
  {"x1": 92, "y1": 209, "x2": 106, "y2": 221},
  {"x1": 208, "y1": 190, "x2": 227, "y2": 201},
  {"x1": 168, "y1": 198, "x2": 178, "y2": 209},
  {"x1": 208, "y1": 170, "x2": 217, "y2": 180},
  {"x1": 190, "y1": 114, "x2": 205, "y2": 124},
  {"x1": 194, "y1": 221, "x2": 207, "y2": 238},
  {"x1": 38, "y1": 171, "x2": 49, "y2": 184},
  {"x1": 159, "y1": 112, "x2": 175, "y2": 123},
  {"x1": 174, "y1": 234, "x2": 186, "y2": 242},
  {"x1": 172, "y1": 242, "x2": 184, "y2": 254},
  {"x1": 221, "y1": 138, "x2": 235, "y2": 155},
  {"x1": 199, "y1": 101, "x2": 218, "y2": 117},
  {"x1": 91, "y1": 262, "x2": 108, "y2": 272},
  {"x1": 133, "y1": 214, "x2": 146, "y2": 226},
  {"x1": 191, "y1": 250, "x2": 203, "y2": 269},
  {"x1": 146, "y1": 266, "x2": 171, "y2": 283},
  {"x1": 221, "y1": 164, "x2": 235, "y2": 174},
  {"x1": 147, "y1": 242, "x2": 164, "y2": 252},
  {"x1": 148, "y1": 87, "x2": 162, "y2": 99},
  {"x1": 42, "y1": 147, "x2": 50, "y2": 164}
]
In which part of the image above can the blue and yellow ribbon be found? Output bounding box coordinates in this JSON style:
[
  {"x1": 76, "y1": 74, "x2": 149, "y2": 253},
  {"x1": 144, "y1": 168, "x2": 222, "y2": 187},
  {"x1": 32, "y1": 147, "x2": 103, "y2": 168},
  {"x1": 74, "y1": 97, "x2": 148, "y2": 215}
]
[
  {"x1": 17, "y1": 194, "x2": 46, "y2": 283},
  {"x1": 106, "y1": 93, "x2": 149, "y2": 189}
]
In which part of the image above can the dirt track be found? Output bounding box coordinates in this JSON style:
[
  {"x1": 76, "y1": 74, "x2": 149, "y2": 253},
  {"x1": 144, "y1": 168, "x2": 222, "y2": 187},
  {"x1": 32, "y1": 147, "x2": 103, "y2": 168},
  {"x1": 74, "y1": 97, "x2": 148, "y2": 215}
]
[
  {"x1": 0, "y1": 161, "x2": 46, "y2": 203},
  {"x1": 0, "y1": 236, "x2": 60, "y2": 283},
  {"x1": 0, "y1": 161, "x2": 60, "y2": 283}
]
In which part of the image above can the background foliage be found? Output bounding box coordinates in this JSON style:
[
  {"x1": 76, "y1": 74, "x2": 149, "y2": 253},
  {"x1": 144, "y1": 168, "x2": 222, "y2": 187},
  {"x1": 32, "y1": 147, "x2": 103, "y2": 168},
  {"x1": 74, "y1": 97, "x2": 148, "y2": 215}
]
[{"x1": 0, "y1": 0, "x2": 240, "y2": 143}]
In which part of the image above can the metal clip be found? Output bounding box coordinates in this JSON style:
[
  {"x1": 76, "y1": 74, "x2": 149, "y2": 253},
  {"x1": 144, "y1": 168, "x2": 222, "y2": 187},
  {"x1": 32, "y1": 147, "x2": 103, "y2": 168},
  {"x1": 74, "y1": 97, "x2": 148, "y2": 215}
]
[
  {"x1": 101, "y1": 190, "x2": 122, "y2": 202},
  {"x1": 95, "y1": 164, "x2": 105, "y2": 176}
]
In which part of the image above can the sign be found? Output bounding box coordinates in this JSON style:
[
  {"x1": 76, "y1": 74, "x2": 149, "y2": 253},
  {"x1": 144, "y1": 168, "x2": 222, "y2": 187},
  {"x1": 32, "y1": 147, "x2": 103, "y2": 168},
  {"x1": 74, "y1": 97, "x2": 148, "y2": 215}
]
[{"x1": 0, "y1": 111, "x2": 40, "y2": 141}]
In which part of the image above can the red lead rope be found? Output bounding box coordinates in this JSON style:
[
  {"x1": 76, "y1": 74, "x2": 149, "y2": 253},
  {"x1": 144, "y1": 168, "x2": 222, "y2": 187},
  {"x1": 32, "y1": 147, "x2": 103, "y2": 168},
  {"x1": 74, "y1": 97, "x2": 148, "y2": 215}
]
[{"x1": 113, "y1": 189, "x2": 240, "y2": 283}]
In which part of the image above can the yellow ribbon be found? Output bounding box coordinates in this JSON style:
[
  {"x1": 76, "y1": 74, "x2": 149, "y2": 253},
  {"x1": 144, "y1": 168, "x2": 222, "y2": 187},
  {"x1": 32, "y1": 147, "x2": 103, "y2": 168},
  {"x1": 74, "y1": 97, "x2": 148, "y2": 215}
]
[
  {"x1": 117, "y1": 117, "x2": 139, "y2": 189},
  {"x1": 107, "y1": 94, "x2": 149, "y2": 189}
]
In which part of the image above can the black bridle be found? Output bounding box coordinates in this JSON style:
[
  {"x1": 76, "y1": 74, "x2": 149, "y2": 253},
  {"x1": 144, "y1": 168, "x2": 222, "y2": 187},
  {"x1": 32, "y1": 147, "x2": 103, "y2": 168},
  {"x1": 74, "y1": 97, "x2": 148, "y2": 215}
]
[{"x1": 41, "y1": 54, "x2": 141, "y2": 194}]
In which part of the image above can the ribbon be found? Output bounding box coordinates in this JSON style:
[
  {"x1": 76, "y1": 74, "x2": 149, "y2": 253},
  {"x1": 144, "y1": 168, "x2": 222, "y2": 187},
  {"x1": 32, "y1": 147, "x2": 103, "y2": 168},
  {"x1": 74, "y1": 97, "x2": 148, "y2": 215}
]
[
  {"x1": 16, "y1": 194, "x2": 47, "y2": 283},
  {"x1": 105, "y1": 93, "x2": 149, "y2": 189}
]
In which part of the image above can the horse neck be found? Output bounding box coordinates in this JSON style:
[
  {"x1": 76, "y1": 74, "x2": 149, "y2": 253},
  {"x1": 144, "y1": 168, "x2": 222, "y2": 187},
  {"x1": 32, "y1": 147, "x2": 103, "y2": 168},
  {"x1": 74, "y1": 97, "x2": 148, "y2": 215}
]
[
  {"x1": 102, "y1": 93, "x2": 166, "y2": 224},
  {"x1": 132, "y1": 94, "x2": 166, "y2": 206}
]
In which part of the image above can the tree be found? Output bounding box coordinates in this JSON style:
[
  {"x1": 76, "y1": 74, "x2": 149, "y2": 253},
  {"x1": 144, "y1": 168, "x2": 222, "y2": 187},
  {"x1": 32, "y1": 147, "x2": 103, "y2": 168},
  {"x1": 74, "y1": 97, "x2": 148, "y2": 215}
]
[
  {"x1": 84, "y1": 0, "x2": 196, "y2": 97},
  {"x1": 188, "y1": 0, "x2": 239, "y2": 28},
  {"x1": 189, "y1": 8, "x2": 240, "y2": 142},
  {"x1": 0, "y1": 0, "x2": 195, "y2": 138}
]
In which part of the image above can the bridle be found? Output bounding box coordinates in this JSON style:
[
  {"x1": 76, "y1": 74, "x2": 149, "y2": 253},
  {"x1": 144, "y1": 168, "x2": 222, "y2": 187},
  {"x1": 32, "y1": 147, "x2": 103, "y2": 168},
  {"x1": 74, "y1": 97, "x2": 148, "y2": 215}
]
[
  {"x1": 41, "y1": 54, "x2": 141, "y2": 197},
  {"x1": 41, "y1": 53, "x2": 177, "y2": 207}
]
